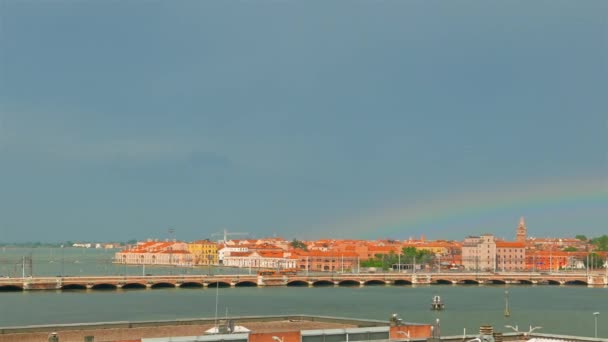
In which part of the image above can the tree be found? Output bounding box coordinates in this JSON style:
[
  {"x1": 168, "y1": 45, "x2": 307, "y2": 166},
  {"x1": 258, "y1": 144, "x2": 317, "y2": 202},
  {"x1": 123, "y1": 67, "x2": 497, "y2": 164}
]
[
  {"x1": 590, "y1": 235, "x2": 608, "y2": 251},
  {"x1": 290, "y1": 239, "x2": 307, "y2": 251},
  {"x1": 575, "y1": 235, "x2": 587, "y2": 241},
  {"x1": 563, "y1": 247, "x2": 578, "y2": 252},
  {"x1": 360, "y1": 258, "x2": 383, "y2": 268},
  {"x1": 584, "y1": 253, "x2": 605, "y2": 269}
]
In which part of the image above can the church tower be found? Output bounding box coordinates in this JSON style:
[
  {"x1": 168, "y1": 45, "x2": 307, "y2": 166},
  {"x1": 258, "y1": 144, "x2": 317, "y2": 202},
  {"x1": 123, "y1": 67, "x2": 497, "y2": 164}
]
[{"x1": 516, "y1": 217, "x2": 527, "y2": 243}]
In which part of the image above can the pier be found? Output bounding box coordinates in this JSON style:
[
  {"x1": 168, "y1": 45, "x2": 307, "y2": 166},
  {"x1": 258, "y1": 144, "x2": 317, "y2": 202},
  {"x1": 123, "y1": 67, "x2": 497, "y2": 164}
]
[{"x1": 0, "y1": 272, "x2": 606, "y2": 291}]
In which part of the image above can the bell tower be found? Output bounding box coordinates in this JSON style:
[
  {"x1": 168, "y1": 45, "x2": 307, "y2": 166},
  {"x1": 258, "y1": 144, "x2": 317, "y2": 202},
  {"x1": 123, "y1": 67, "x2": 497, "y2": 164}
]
[{"x1": 516, "y1": 217, "x2": 527, "y2": 243}]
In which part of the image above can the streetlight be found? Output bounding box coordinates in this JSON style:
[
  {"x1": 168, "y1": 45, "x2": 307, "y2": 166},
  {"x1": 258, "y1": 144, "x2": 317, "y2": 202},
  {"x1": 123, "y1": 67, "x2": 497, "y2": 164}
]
[
  {"x1": 435, "y1": 318, "x2": 441, "y2": 338},
  {"x1": 594, "y1": 312, "x2": 600, "y2": 338},
  {"x1": 272, "y1": 336, "x2": 284, "y2": 342},
  {"x1": 61, "y1": 245, "x2": 65, "y2": 278},
  {"x1": 208, "y1": 255, "x2": 214, "y2": 276}
]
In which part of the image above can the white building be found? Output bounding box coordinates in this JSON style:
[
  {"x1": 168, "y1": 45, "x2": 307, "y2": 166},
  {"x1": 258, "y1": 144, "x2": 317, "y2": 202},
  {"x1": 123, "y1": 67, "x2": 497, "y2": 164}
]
[
  {"x1": 461, "y1": 235, "x2": 497, "y2": 271},
  {"x1": 222, "y1": 251, "x2": 297, "y2": 269},
  {"x1": 218, "y1": 246, "x2": 250, "y2": 263}
]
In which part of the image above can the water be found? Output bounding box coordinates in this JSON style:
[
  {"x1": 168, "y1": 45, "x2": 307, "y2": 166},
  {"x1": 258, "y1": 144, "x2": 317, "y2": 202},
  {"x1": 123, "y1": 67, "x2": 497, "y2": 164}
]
[
  {"x1": 0, "y1": 247, "x2": 248, "y2": 277},
  {"x1": 0, "y1": 248, "x2": 606, "y2": 338}
]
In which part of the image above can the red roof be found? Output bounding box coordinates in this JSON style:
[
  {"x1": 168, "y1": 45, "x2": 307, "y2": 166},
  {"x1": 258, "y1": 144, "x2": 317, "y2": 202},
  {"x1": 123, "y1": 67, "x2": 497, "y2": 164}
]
[{"x1": 496, "y1": 242, "x2": 525, "y2": 248}]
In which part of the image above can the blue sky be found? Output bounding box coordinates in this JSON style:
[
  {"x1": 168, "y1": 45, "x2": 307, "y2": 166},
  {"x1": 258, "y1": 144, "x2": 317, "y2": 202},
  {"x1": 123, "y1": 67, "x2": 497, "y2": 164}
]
[{"x1": 0, "y1": 1, "x2": 606, "y2": 242}]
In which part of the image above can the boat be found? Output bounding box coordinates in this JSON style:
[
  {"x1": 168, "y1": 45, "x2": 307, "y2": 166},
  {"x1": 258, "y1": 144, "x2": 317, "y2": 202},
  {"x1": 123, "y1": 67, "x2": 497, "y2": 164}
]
[{"x1": 431, "y1": 295, "x2": 444, "y2": 310}]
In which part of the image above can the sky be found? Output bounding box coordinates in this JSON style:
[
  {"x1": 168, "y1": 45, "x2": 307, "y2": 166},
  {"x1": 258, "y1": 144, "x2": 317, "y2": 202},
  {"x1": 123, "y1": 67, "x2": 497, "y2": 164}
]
[{"x1": 0, "y1": 1, "x2": 606, "y2": 243}]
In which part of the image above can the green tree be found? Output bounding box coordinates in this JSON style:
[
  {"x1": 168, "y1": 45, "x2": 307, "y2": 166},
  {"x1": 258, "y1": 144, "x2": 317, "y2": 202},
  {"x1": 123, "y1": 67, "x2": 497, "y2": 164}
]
[
  {"x1": 360, "y1": 258, "x2": 383, "y2": 268},
  {"x1": 584, "y1": 253, "x2": 605, "y2": 268},
  {"x1": 563, "y1": 246, "x2": 577, "y2": 252},
  {"x1": 290, "y1": 239, "x2": 308, "y2": 250},
  {"x1": 590, "y1": 235, "x2": 608, "y2": 251},
  {"x1": 575, "y1": 235, "x2": 587, "y2": 241}
]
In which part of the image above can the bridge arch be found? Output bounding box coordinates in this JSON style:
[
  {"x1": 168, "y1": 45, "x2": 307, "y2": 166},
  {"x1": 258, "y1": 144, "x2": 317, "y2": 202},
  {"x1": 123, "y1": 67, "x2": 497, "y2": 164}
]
[
  {"x1": 235, "y1": 281, "x2": 257, "y2": 287},
  {"x1": 338, "y1": 280, "x2": 360, "y2": 287},
  {"x1": 0, "y1": 285, "x2": 23, "y2": 292},
  {"x1": 61, "y1": 284, "x2": 87, "y2": 290},
  {"x1": 91, "y1": 283, "x2": 117, "y2": 290},
  {"x1": 179, "y1": 282, "x2": 204, "y2": 288},
  {"x1": 286, "y1": 280, "x2": 309, "y2": 287},
  {"x1": 459, "y1": 279, "x2": 480, "y2": 285},
  {"x1": 312, "y1": 280, "x2": 334, "y2": 287},
  {"x1": 517, "y1": 280, "x2": 533, "y2": 285},
  {"x1": 565, "y1": 280, "x2": 587, "y2": 286},
  {"x1": 364, "y1": 279, "x2": 386, "y2": 286},
  {"x1": 150, "y1": 282, "x2": 176, "y2": 289},
  {"x1": 394, "y1": 279, "x2": 412, "y2": 286},
  {"x1": 486, "y1": 279, "x2": 506, "y2": 285},
  {"x1": 207, "y1": 281, "x2": 231, "y2": 288},
  {"x1": 545, "y1": 280, "x2": 561, "y2": 285},
  {"x1": 433, "y1": 279, "x2": 453, "y2": 285},
  {"x1": 122, "y1": 283, "x2": 147, "y2": 289}
]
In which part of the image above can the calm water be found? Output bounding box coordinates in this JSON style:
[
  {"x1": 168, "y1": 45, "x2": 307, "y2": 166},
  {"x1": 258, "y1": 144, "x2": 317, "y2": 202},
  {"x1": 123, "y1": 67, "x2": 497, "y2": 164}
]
[
  {"x1": 0, "y1": 248, "x2": 606, "y2": 338},
  {"x1": 0, "y1": 247, "x2": 248, "y2": 277}
]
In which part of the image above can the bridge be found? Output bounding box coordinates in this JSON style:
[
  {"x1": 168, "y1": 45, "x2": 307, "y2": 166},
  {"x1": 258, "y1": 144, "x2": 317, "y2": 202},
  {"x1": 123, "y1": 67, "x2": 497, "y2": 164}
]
[{"x1": 0, "y1": 272, "x2": 606, "y2": 291}]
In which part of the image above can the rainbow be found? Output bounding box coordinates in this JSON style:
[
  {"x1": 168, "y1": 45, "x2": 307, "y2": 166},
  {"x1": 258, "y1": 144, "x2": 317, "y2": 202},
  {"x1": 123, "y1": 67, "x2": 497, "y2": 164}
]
[{"x1": 326, "y1": 176, "x2": 608, "y2": 238}]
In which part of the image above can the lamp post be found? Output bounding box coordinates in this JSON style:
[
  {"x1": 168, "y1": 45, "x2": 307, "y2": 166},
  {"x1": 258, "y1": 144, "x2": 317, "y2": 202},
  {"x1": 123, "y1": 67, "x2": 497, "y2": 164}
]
[
  {"x1": 208, "y1": 255, "x2": 213, "y2": 276},
  {"x1": 435, "y1": 318, "x2": 441, "y2": 338},
  {"x1": 272, "y1": 336, "x2": 284, "y2": 342},
  {"x1": 594, "y1": 312, "x2": 600, "y2": 338},
  {"x1": 60, "y1": 245, "x2": 65, "y2": 278}
]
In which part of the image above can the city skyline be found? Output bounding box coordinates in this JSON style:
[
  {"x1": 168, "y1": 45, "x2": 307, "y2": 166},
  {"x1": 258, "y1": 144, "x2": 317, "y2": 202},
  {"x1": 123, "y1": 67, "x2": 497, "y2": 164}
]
[{"x1": 1, "y1": 1, "x2": 607, "y2": 242}]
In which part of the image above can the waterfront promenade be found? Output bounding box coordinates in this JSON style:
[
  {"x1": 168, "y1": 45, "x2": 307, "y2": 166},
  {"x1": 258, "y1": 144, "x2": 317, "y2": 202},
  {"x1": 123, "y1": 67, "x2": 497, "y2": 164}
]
[{"x1": 1, "y1": 272, "x2": 606, "y2": 291}]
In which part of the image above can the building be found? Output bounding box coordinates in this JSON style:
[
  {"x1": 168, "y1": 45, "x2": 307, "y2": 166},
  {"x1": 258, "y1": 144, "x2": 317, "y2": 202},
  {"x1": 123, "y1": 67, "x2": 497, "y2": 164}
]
[
  {"x1": 495, "y1": 241, "x2": 526, "y2": 271},
  {"x1": 222, "y1": 251, "x2": 297, "y2": 269},
  {"x1": 461, "y1": 235, "x2": 497, "y2": 271},
  {"x1": 462, "y1": 218, "x2": 530, "y2": 272},
  {"x1": 115, "y1": 241, "x2": 194, "y2": 267},
  {"x1": 516, "y1": 216, "x2": 527, "y2": 243},
  {"x1": 292, "y1": 251, "x2": 359, "y2": 273},
  {"x1": 188, "y1": 240, "x2": 219, "y2": 266},
  {"x1": 7, "y1": 315, "x2": 432, "y2": 342}
]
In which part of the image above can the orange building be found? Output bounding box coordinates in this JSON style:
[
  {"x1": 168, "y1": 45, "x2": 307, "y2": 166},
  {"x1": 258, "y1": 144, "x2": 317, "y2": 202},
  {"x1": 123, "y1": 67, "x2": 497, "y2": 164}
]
[{"x1": 292, "y1": 250, "x2": 359, "y2": 272}]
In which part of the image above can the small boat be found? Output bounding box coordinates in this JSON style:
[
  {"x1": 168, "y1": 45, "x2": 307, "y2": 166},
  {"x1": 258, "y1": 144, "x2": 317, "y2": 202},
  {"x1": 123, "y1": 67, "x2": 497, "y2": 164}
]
[{"x1": 431, "y1": 295, "x2": 445, "y2": 310}]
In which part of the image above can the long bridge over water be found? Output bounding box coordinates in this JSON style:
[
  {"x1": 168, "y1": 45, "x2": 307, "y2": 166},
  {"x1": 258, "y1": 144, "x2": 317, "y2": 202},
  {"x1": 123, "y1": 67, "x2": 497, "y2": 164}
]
[{"x1": 1, "y1": 272, "x2": 606, "y2": 291}]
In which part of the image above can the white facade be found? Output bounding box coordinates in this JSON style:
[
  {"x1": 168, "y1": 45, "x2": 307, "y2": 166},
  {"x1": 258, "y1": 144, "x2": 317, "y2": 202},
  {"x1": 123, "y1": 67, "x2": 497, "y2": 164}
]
[
  {"x1": 218, "y1": 246, "x2": 249, "y2": 263},
  {"x1": 462, "y1": 235, "x2": 497, "y2": 271},
  {"x1": 222, "y1": 252, "x2": 296, "y2": 269}
]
